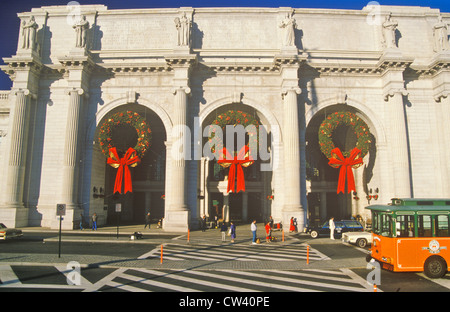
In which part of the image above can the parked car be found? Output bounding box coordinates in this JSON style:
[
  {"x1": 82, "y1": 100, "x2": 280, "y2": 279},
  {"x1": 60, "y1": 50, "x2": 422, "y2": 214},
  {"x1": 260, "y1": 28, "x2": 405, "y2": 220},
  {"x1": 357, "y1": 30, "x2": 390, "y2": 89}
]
[
  {"x1": 342, "y1": 231, "x2": 372, "y2": 248},
  {"x1": 306, "y1": 220, "x2": 364, "y2": 239},
  {"x1": 0, "y1": 223, "x2": 23, "y2": 241}
]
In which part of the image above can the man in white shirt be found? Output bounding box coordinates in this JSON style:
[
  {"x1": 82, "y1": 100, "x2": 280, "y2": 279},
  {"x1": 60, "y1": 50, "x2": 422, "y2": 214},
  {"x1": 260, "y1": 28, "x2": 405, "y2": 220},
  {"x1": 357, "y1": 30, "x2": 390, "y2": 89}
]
[
  {"x1": 329, "y1": 217, "x2": 335, "y2": 240},
  {"x1": 251, "y1": 220, "x2": 257, "y2": 244}
]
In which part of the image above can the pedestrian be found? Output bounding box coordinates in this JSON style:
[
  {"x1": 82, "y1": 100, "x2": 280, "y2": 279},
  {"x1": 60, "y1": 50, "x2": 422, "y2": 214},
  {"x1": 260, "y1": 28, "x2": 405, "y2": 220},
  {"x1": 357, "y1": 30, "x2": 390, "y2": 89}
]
[
  {"x1": 201, "y1": 215, "x2": 207, "y2": 232},
  {"x1": 230, "y1": 221, "x2": 236, "y2": 243},
  {"x1": 251, "y1": 220, "x2": 257, "y2": 244},
  {"x1": 289, "y1": 217, "x2": 296, "y2": 232},
  {"x1": 269, "y1": 216, "x2": 274, "y2": 229},
  {"x1": 144, "y1": 212, "x2": 151, "y2": 229},
  {"x1": 220, "y1": 222, "x2": 228, "y2": 242},
  {"x1": 329, "y1": 217, "x2": 335, "y2": 240},
  {"x1": 79, "y1": 213, "x2": 84, "y2": 230},
  {"x1": 265, "y1": 221, "x2": 272, "y2": 243},
  {"x1": 92, "y1": 213, "x2": 97, "y2": 231}
]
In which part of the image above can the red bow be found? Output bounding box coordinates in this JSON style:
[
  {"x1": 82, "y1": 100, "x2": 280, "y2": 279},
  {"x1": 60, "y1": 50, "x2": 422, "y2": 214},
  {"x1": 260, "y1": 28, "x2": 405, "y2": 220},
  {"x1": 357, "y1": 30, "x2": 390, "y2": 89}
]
[
  {"x1": 328, "y1": 147, "x2": 363, "y2": 194},
  {"x1": 217, "y1": 145, "x2": 254, "y2": 193},
  {"x1": 107, "y1": 147, "x2": 140, "y2": 194}
]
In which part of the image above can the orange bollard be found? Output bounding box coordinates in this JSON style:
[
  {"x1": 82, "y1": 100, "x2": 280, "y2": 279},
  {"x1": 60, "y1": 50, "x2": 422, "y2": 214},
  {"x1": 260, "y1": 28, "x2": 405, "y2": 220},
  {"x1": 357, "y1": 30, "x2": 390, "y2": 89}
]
[
  {"x1": 160, "y1": 244, "x2": 163, "y2": 264},
  {"x1": 282, "y1": 230, "x2": 285, "y2": 242},
  {"x1": 187, "y1": 229, "x2": 190, "y2": 243},
  {"x1": 306, "y1": 245, "x2": 310, "y2": 264},
  {"x1": 373, "y1": 284, "x2": 377, "y2": 292}
]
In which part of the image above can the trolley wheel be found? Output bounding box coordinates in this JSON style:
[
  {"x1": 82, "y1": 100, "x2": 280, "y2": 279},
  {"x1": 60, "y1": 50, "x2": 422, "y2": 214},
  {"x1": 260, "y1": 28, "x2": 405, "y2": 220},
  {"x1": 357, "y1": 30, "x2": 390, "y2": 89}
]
[
  {"x1": 310, "y1": 231, "x2": 319, "y2": 239},
  {"x1": 356, "y1": 238, "x2": 368, "y2": 248},
  {"x1": 424, "y1": 256, "x2": 447, "y2": 279}
]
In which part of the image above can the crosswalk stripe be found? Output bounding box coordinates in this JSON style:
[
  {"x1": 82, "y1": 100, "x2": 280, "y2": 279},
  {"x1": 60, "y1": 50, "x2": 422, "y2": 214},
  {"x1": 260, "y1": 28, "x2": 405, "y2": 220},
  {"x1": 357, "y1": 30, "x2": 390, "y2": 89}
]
[
  {"x1": 54, "y1": 265, "x2": 93, "y2": 287},
  {"x1": 267, "y1": 270, "x2": 368, "y2": 292},
  {"x1": 106, "y1": 280, "x2": 149, "y2": 292},
  {"x1": 83, "y1": 268, "x2": 127, "y2": 292},
  {"x1": 271, "y1": 269, "x2": 359, "y2": 284},
  {"x1": 212, "y1": 269, "x2": 321, "y2": 292},
  {"x1": 136, "y1": 269, "x2": 259, "y2": 292},
  {"x1": 144, "y1": 243, "x2": 327, "y2": 262},
  {"x1": 340, "y1": 268, "x2": 377, "y2": 292},
  {"x1": 417, "y1": 273, "x2": 450, "y2": 290},
  {"x1": 0, "y1": 265, "x2": 22, "y2": 285},
  {"x1": 225, "y1": 270, "x2": 367, "y2": 292},
  {"x1": 119, "y1": 271, "x2": 201, "y2": 292}
]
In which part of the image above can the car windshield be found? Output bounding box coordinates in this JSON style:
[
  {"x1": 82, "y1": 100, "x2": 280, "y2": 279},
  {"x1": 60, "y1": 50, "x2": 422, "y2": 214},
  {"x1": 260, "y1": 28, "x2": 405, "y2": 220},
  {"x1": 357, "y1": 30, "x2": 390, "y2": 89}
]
[
  {"x1": 343, "y1": 221, "x2": 362, "y2": 228},
  {"x1": 0, "y1": 223, "x2": 6, "y2": 229},
  {"x1": 372, "y1": 212, "x2": 393, "y2": 237}
]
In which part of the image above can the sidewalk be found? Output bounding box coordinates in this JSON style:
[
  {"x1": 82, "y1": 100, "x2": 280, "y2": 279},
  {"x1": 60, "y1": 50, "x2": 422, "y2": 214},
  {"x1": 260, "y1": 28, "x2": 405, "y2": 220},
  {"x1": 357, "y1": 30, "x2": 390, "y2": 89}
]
[{"x1": 21, "y1": 223, "x2": 303, "y2": 245}]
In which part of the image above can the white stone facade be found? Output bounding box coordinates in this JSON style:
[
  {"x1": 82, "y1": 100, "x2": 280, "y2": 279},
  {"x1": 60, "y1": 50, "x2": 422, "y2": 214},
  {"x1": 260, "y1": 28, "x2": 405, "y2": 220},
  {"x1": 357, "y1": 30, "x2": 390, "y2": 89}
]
[{"x1": 0, "y1": 5, "x2": 449, "y2": 231}]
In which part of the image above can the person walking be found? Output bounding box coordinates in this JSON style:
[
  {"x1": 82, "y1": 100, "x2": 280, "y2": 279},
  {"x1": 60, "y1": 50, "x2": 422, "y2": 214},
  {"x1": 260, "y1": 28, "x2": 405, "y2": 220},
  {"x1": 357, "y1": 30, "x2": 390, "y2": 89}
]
[
  {"x1": 92, "y1": 213, "x2": 97, "y2": 231},
  {"x1": 289, "y1": 217, "x2": 296, "y2": 233},
  {"x1": 251, "y1": 220, "x2": 257, "y2": 244},
  {"x1": 201, "y1": 215, "x2": 207, "y2": 232},
  {"x1": 220, "y1": 222, "x2": 228, "y2": 242},
  {"x1": 144, "y1": 212, "x2": 151, "y2": 229},
  {"x1": 79, "y1": 213, "x2": 84, "y2": 230},
  {"x1": 329, "y1": 217, "x2": 335, "y2": 240},
  {"x1": 230, "y1": 221, "x2": 236, "y2": 243},
  {"x1": 265, "y1": 221, "x2": 272, "y2": 243}
]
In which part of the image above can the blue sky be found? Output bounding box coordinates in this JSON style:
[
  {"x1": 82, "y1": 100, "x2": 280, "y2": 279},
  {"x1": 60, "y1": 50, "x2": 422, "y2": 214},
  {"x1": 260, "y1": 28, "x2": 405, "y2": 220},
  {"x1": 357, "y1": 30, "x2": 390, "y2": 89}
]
[{"x1": 1, "y1": 0, "x2": 449, "y2": 90}]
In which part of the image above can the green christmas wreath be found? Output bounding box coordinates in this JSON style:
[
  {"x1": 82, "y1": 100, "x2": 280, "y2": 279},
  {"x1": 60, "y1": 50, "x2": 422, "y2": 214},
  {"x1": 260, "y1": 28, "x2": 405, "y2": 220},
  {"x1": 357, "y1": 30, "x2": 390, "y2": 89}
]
[
  {"x1": 318, "y1": 111, "x2": 372, "y2": 159},
  {"x1": 98, "y1": 111, "x2": 151, "y2": 159},
  {"x1": 207, "y1": 110, "x2": 259, "y2": 153}
]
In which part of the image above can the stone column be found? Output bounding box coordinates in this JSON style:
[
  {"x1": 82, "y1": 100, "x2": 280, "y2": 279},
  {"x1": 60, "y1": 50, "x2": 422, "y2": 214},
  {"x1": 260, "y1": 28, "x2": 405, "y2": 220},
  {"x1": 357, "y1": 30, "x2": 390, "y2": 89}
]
[
  {"x1": 282, "y1": 87, "x2": 305, "y2": 231},
  {"x1": 170, "y1": 87, "x2": 189, "y2": 211},
  {"x1": 435, "y1": 94, "x2": 450, "y2": 196},
  {"x1": 61, "y1": 88, "x2": 84, "y2": 208},
  {"x1": 163, "y1": 87, "x2": 191, "y2": 231},
  {"x1": 223, "y1": 193, "x2": 230, "y2": 222},
  {"x1": 5, "y1": 89, "x2": 32, "y2": 209},
  {"x1": 384, "y1": 88, "x2": 411, "y2": 198},
  {"x1": 242, "y1": 192, "x2": 248, "y2": 222}
]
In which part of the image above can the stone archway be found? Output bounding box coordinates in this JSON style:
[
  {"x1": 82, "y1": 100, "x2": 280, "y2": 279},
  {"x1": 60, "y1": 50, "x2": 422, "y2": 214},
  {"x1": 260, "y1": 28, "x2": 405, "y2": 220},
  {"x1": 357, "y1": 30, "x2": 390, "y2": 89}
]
[
  {"x1": 86, "y1": 102, "x2": 168, "y2": 226},
  {"x1": 305, "y1": 103, "x2": 380, "y2": 225},
  {"x1": 198, "y1": 100, "x2": 280, "y2": 225}
]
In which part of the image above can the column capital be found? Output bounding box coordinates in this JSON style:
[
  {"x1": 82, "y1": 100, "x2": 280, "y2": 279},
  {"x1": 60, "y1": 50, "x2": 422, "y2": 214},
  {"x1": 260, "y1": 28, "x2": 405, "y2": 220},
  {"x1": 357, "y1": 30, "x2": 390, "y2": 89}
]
[
  {"x1": 65, "y1": 87, "x2": 86, "y2": 97},
  {"x1": 281, "y1": 86, "x2": 301, "y2": 98},
  {"x1": 383, "y1": 88, "x2": 408, "y2": 101},
  {"x1": 14, "y1": 88, "x2": 37, "y2": 100},
  {"x1": 172, "y1": 86, "x2": 191, "y2": 95},
  {"x1": 434, "y1": 91, "x2": 449, "y2": 102}
]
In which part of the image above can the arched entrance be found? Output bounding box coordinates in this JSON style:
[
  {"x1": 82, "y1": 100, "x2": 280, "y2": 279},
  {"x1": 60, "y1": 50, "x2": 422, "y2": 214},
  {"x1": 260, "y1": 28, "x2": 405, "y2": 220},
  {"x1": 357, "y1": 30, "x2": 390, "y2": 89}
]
[
  {"x1": 199, "y1": 102, "x2": 273, "y2": 224},
  {"x1": 91, "y1": 103, "x2": 167, "y2": 225},
  {"x1": 305, "y1": 104, "x2": 377, "y2": 226}
]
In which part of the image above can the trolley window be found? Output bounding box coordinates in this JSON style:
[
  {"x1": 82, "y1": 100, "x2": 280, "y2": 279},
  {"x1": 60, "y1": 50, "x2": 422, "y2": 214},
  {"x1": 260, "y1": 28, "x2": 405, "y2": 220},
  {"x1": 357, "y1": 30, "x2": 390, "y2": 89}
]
[
  {"x1": 418, "y1": 215, "x2": 432, "y2": 237},
  {"x1": 436, "y1": 215, "x2": 449, "y2": 237},
  {"x1": 396, "y1": 215, "x2": 415, "y2": 237},
  {"x1": 373, "y1": 212, "x2": 393, "y2": 237}
]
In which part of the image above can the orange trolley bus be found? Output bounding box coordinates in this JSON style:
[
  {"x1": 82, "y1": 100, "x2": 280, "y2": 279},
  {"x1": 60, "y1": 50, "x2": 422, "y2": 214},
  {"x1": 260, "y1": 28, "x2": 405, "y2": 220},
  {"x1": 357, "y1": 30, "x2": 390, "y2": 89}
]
[{"x1": 366, "y1": 198, "x2": 450, "y2": 278}]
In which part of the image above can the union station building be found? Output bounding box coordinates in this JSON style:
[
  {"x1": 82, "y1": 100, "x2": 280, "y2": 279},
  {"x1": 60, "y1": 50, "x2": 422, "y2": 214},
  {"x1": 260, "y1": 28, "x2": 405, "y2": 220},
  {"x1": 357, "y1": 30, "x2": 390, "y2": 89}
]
[{"x1": 0, "y1": 4, "x2": 449, "y2": 231}]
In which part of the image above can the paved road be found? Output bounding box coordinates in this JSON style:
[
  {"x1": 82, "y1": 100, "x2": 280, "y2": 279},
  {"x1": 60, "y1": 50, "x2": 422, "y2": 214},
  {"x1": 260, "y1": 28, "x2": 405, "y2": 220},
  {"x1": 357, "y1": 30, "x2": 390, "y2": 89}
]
[{"x1": 1, "y1": 224, "x2": 449, "y2": 296}]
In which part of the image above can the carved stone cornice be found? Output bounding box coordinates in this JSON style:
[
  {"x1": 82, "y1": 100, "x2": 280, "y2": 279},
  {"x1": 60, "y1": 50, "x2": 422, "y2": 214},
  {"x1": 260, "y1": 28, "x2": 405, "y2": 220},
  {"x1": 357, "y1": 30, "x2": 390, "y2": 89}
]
[
  {"x1": 410, "y1": 52, "x2": 450, "y2": 78},
  {"x1": 311, "y1": 58, "x2": 412, "y2": 76},
  {"x1": 1, "y1": 52, "x2": 44, "y2": 81},
  {"x1": 165, "y1": 53, "x2": 198, "y2": 68},
  {"x1": 57, "y1": 53, "x2": 97, "y2": 77}
]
